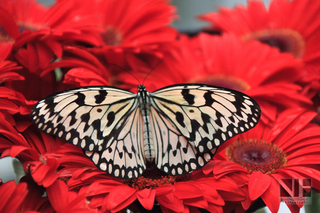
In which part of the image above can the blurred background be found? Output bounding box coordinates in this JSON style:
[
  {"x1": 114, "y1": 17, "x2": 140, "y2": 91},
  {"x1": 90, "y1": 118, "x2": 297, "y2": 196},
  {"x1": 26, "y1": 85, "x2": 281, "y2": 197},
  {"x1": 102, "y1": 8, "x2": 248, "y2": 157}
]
[{"x1": 0, "y1": 0, "x2": 305, "y2": 213}]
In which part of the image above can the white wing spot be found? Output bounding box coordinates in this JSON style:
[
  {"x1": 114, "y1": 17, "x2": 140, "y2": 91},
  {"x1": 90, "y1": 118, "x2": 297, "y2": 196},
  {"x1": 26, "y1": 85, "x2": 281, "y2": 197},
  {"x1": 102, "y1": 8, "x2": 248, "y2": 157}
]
[
  {"x1": 92, "y1": 152, "x2": 99, "y2": 164},
  {"x1": 164, "y1": 166, "x2": 168, "y2": 173},
  {"x1": 73, "y1": 138, "x2": 78, "y2": 145},
  {"x1": 89, "y1": 144, "x2": 94, "y2": 151},
  {"x1": 177, "y1": 167, "x2": 183, "y2": 175},
  {"x1": 228, "y1": 131, "x2": 233, "y2": 137},
  {"x1": 221, "y1": 133, "x2": 226, "y2": 141},
  {"x1": 114, "y1": 169, "x2": 119, "y2": 177},
  {"x1": 100, "y1": 162, "x2": 107, "y2": 171},
  {"x1": 171, "y1": 168, "x2": 176, "y2": 175},
  {"x1": 204, "y1": 153, "x2": 211, "y2": 162},
  {"x1": 214, "y1": 138, "x2": 220, "y2": 146},
  {"x1": 234, "y1": 127, "x2": 238, "y2": 134},
  {"x1": 128, "y1": 171, "x2": 133, "y2": 179},
  {"x1": 207, "y1": 141, "x2": 213, "y2": 150},
  {"x1": 198, "y1": 157, "x2": 204, "y2": 166},
  {"x1": 58, "y1": 131, "x2": 63, "y2": 137},
  {"x1": 198, "y1": 145, "x2": 204, "y2": 152},
  {"x1": 185, "y1": 164, "x2": 189, "y2": 172},
  {"x1": 190, "y1": 162, "x2": 197, "y2": 170},
  {"x1": 108, "y1": 164, "x2": 113, "y2": 174},
  {"x1": 65, "y1": 132, "x2": 71, "y2": 140},
  {"x1": 46, "y1": 128, "x2": 52, "y2": 133},
  {"x1": 240, "y1": 127, "x2": 245, "y2": 132}
]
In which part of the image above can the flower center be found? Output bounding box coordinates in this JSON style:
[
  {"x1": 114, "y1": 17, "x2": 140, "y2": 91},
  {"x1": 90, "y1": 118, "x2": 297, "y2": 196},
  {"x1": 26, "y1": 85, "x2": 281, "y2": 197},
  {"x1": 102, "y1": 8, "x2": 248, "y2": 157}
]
[
  {"x1": 226, "y1": 139, "x2": 287, "y2": 174},
  {"x1": 101, "y1": 26, "x2": 122, "y2": 46},
  {"x1": 123, "y1": 163, "x2": 190, "y2": 190},
  {"x1": 190, "y1": 75, "x2": 250, "y2": 91},
  {"x1": 123, "y1": 175, "x2": 190, "y2": 190},
  {"x1": 242, "y1": 29, "x2": 305, "y2": 58}
]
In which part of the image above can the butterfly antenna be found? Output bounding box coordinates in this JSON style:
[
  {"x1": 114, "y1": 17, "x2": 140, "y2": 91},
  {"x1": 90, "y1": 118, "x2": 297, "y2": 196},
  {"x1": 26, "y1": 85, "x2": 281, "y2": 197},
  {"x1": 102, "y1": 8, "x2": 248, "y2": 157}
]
[
  {"x1": 109, "y1": 63, "x2": 140, "y2": 84},
  {"x1": 142, "y1": 59, "x2": 163, "y2": 85}
]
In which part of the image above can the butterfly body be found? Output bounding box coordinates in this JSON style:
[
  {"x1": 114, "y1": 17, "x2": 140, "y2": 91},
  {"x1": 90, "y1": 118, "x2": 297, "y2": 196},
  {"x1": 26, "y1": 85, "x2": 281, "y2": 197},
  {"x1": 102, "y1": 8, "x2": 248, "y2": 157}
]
[
  {"x1": 31, "y1": 84, "x2": 261, "y2": 179},
  {"x1": 137, "y1": 85, "x2": 155, "y2": 162}
]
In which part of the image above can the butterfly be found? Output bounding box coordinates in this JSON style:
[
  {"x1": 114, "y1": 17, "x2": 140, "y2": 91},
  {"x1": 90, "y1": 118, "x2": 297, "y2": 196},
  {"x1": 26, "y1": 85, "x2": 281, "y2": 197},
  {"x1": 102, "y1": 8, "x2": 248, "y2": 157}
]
[{"x1": 31, "y1": 84, "x2": 261, "y2": 179}]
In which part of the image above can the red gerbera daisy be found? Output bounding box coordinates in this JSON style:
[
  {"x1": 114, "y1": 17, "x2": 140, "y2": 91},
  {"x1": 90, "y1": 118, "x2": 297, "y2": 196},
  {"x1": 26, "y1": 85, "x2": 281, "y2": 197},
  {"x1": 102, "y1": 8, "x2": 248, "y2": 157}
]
[
  {"x1": 40, "y1": 0, "x2": 178, "y2": 89},
  {"x1": 203, "y1": 108, "x2": 320, "y2": 213},
  {"x1": 199, "y1": 0, "x2": 320, "y2": 97},
  {"x1": 76, "y1": 0, "x2": 178, "y2": 65},
  {"x1": 200, "y1": 0, "x2": 320, "y2": 65},
  {"x1": 0, "y1": 0, "x2": 105, "y2": 101},
  {"x1": 0, "y1": 0, "x2": 102, "y2": 72}
]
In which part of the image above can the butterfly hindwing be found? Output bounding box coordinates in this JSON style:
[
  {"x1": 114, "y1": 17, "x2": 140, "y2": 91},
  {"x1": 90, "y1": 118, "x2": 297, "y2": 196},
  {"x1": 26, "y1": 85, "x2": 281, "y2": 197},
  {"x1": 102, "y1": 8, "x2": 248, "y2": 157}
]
[
  {"x1": 150, "y1": 107, "x2": 216, "y2": 176},
  {"x1": 151, "y1": 84, "x2": 261, "y2": 155},
  {"x1": 85, "y1": 108, "x2": 146, "y2": 179}
]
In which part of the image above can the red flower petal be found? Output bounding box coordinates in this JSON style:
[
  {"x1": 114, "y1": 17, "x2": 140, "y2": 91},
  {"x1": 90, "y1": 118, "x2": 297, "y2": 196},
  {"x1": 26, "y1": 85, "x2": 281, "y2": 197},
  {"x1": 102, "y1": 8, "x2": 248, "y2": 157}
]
[
  {"x1": 260, "y1": 178, "x2": 281, "y2": 213},
  {"x1": 174, "y1": 182, "x2": 203, "y2": 199},
  {"x1": 248, "y1": 171, "x2": 271, "y2": 200},
  {"x1": 0, "y1": 181, "x2": 28, "y2": 213},
  {"x1": 63, "y1": 68, "x2": 109, "y2": 87},
  {"x1": 47, "y1": 180, "x2": 68, "y2": 212},
  {"x1": 155, "y1": 184, "x2": 175, "y2": 196},
  {"x1": 137, "y1": 188, "x2": 156, "y2": 210},
  {"x1": 103, "y1": 185, "x2": 136, "y2": 211},
  {"x1": 157, "y1": 194, "x2": 184, "y2": 213},
  {"x1": 0, "y1": 8, "x2": 20, "y2": 39}
]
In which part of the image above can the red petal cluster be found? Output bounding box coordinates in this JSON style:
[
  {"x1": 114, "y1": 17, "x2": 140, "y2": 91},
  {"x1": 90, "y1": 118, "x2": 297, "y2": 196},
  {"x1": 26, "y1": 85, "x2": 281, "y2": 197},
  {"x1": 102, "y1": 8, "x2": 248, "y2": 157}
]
[{"x1": 1, "y1": 0, "x2": 320, "y2": 212}]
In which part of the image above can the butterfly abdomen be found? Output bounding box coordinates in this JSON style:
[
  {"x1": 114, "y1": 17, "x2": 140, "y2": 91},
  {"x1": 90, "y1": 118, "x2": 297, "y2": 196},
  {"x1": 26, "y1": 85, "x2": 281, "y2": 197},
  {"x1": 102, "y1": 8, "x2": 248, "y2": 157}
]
[{"x1": 138, "y1": 85, "x2": 155, "y2": 162}]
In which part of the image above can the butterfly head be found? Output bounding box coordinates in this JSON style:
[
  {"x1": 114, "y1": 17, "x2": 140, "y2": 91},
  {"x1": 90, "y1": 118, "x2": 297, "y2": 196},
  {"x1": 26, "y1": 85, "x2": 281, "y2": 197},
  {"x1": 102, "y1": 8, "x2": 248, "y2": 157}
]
[{"x1": 138, "y1": 84, "x2": 147, "y2": 92}]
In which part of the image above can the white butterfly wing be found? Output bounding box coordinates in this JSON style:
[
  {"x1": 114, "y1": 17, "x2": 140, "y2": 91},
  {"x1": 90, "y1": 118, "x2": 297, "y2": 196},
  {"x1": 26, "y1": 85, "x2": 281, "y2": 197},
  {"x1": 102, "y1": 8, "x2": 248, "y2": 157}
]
[
  {"x1": 150, "y1": 84, "x2": 260, "y2": 173},
  {"x1": 31, "y1": 86, "x2": 145, "y2": 179}
]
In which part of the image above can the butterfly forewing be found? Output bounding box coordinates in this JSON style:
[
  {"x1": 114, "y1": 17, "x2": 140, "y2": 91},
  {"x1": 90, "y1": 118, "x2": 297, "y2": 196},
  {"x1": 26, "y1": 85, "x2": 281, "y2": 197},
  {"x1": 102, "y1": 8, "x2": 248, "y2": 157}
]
[{"x1": 151, "y1": 84, "x2": 261, "y2": 154}]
